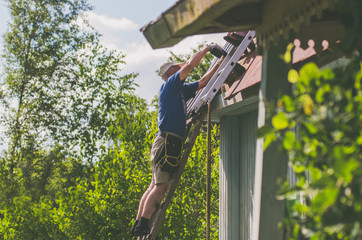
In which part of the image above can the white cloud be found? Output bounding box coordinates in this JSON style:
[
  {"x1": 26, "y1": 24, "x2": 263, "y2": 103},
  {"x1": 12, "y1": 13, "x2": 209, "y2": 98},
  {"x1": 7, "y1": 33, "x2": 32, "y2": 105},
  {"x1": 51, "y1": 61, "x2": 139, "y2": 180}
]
[
  {"x1": 116, "y1": 33, "x2": 226, "y2": 103},
  {"x1": 81, "y1": 12, "x2": 227, "y2": 103},
  {"x1": 85, "y1": 12, "x2": 138, "y2": 32},
  {"x1": 98, "y1": 33, "x2": 226, "y2": 103},
  {"x1": 122, "y1": 41, "x2": 168, "y2": 70},
  {"x1": 120, "y1": 33, "x2": 226, "y2": 72}
]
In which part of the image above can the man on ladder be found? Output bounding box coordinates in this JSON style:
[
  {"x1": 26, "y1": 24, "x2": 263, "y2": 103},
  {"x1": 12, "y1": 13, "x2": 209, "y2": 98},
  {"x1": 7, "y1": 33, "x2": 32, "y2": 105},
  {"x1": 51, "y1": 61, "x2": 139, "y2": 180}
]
[{"x1": 130, "y1": 43, "x2": 224, "y2": 238}]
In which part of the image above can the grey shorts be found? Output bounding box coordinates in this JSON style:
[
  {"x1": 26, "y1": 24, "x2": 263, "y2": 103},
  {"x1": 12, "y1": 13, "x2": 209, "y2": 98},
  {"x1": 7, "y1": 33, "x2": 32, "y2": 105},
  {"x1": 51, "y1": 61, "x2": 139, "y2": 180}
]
[{"x1": 150, "y1": 135, "x2": 171, "y2": 184}]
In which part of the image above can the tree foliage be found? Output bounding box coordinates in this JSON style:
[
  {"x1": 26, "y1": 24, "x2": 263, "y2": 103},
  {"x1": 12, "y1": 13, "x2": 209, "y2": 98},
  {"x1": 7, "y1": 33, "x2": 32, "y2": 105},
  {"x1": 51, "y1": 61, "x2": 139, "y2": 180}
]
[
  {"x1": 260, "y1": 0, "x2": 362, "y2": 239},
  {"x1": 0, "y1": 1, "x2": 220, "y2": 238},
  {"x1": 1, "y1": 0, "x2": 139, "y2": 163}
]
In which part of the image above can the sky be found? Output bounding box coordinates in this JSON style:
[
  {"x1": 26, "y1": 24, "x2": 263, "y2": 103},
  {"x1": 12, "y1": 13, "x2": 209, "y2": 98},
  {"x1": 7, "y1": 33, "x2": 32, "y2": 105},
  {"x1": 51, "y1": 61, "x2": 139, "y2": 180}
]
[{"x1": 0, "y1": 0, "x2": 226, "y2": 103}]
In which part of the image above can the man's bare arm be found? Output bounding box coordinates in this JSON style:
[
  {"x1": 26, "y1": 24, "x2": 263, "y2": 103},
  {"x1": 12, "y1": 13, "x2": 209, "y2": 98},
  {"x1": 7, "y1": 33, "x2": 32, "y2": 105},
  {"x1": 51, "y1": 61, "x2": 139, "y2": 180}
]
[
  {"x1": 179, "y1": 44, "x2": 220, "y2": 81},
  {"x1": 197, "y1": 56, "x2": 224, "y2": 90}
]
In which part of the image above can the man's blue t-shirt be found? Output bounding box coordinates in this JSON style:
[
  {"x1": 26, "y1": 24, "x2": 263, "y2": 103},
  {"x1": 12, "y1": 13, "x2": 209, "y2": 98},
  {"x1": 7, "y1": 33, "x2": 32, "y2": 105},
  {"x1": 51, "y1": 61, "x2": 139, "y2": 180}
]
[{"x1": 158, "y1": 70, "x2": 199, "y2": 139}]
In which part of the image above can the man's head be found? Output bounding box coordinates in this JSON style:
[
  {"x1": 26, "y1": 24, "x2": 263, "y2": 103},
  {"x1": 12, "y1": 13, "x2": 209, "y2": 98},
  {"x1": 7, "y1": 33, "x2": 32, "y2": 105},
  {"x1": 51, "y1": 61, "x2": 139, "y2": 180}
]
[{"x1": 159, "y1": 62, "x2": 185, "y2": 81}]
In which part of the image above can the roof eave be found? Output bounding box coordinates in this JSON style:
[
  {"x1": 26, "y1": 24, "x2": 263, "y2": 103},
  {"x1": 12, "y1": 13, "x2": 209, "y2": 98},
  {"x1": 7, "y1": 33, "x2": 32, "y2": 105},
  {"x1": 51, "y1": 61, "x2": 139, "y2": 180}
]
[{"x1": 141, "y1": 0, "x2": 262, "y2": 49}]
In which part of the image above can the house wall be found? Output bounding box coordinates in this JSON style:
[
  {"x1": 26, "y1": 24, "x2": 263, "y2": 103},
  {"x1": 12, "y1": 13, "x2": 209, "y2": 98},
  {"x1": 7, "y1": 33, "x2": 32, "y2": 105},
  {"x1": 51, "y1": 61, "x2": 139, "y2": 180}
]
[{"x1": 219, "y1": 110, "x2": 258, "y2": 240}]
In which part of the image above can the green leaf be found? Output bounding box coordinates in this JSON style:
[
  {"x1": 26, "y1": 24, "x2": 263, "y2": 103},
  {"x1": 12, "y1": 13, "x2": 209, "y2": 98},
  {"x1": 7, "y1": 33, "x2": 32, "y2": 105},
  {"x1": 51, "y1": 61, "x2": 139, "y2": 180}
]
[
  {"x1": 303, "y1": 121, "x2": 318, "y2": 134},
  {"x1": 282, "y1": 95, "x2": 296, "y2": 112},
  {"x1": 355, "y1": 62, "x2": 362, "y2": 90},
  {"x1": 283, "y1": 131, "x2": 295, "y2": 150},
  {"x1": 263, "y1": 131, "x2": 276, "y2": 150},
  {"x1": 283, "y1": 43, "x2": 294, "y2": 63},
  {"x1": 288, "y1": 69, "x2": 299, "y2": 83},
  {"x1": 312, "y1": 187, "x2": 339, "y2": 214},
  {"x1": 320, "y1": 68, "x2": 335, "y2": 80},
  {"x1": 272, "y1": 112, "x2": 289, "y2": 129},
  {"x1": 315, "y1": 84, "x2": 331, "y2": 103},
  {"x1": 257, "y1": 124, "x2": 274, "y2": 138},
  {"x1": 333, "y1": 157, "x2": 359, "y2": 183},
  {"x1": 301, "y1": 94, "x2": 315, "y2": 115},
  {"x1": 293, "y1": 164, "x2": 305, "y2": 173},
  {"x1": 293, "y1": 202, "x2": 309, "y2": 214},
  {"x1": 299, "y1": 63, "x2": 320, "y2": 85}
]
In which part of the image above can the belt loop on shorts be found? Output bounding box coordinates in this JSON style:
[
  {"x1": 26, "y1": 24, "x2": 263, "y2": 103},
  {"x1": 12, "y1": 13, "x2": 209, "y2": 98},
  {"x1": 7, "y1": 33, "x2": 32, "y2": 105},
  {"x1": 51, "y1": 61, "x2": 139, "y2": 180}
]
[
  {"x1": 157, "y1": 131, "x2": 166, "y2": 138},
  {"x1": 160, "y1": 131, "x2": 185, "y2": 141}
]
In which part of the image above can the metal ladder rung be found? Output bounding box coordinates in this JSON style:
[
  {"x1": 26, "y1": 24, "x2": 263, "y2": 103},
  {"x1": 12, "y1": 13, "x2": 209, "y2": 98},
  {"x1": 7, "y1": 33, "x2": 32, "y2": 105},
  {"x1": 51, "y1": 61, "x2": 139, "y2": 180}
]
[{"x1": 187, "y1": 30, "x2": 256, "y2": 116}]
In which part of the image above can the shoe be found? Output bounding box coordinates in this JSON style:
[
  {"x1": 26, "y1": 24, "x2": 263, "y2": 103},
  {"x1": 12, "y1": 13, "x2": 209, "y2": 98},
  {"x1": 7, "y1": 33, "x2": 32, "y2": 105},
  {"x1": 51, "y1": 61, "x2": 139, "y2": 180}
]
[{"x1": 134, "y1": 221, "x2": 151, "y2": 237}]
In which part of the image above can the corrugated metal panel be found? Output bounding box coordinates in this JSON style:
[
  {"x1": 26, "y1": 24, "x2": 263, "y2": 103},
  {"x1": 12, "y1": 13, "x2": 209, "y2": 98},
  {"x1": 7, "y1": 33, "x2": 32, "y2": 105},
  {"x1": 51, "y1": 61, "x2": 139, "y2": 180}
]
[
  {"x1": 219, "y1": 116, "x2": 228, "y2": 239},
  {"x1": 220, "y1": 110, "x2": 257, "y2": 240},
  {"x1": 220, "y1": 115, "x2": 240, "y2": 240},
  {"x1": 239, "y1": 111, "x2": 257, "y2": 240}
]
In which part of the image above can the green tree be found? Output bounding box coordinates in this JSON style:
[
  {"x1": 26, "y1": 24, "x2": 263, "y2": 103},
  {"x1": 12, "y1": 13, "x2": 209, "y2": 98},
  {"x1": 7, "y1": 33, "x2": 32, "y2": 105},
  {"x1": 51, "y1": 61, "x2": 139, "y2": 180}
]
[
  {"x1": 0, "y1": 0, "x2": 137, "y2": 199},
  {"x1": 0, "y1": 2, "x2": 221, "y2": 237},
  {"x1": 0, "y1": 0, "x2": 141, "y2": 238}
]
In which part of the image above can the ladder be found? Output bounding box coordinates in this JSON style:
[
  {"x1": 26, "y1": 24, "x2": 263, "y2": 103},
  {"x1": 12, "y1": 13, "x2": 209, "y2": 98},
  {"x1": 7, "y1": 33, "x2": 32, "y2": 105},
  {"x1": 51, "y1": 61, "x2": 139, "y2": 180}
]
[
  {"x1": 187, "y1": 30, "x2": 256, "y2": 117},
  {"x1": 144, "y1": 30, "x2": 256, "y2": 240},
  {"x1": 145, "y1": 109, "x2": 207, "y2": 240}
]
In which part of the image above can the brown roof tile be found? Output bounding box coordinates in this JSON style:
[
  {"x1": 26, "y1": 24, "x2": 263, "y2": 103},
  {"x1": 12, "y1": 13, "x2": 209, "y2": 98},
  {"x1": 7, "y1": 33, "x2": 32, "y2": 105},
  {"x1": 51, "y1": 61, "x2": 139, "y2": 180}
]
[
  {"x1": 222, "y1": 38, "x2": 329, "y2": 100},
  {"x1": 224, "y1": 52, "x2": 262, "y2": 100}
]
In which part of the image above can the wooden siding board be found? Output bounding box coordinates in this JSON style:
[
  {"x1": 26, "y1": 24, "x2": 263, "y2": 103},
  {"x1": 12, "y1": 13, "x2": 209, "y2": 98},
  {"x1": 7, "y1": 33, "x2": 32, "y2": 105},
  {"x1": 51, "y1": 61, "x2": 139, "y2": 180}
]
[
  {"x1": 219, "y1": 118, "x2": 227, "y2": 239},
  {"x1": 239, "y1": 111, "x2": 257, "y2": 240},
  {"x1": 220, "y1": 116, "x2": 240, "y2": 239},
  {"x1": 220, "y1": 111, "x2": 257, "y2": 240},
  {"x1": 253, "y1": 39, "x2": 292, "y2": 240},
  {"x1": 230, "y1": 116, "x2": 241, "y2": 239},
  {"x1": 220, "y1": 117, "x2": 229, "y2": 239}
]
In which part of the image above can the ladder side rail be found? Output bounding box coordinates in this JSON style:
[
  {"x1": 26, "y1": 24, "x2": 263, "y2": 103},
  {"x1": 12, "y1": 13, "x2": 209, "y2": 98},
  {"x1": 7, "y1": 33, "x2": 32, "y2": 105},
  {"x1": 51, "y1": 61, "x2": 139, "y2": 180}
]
[
  {"x1": 186, "y1": 42, "x2": 234, "y2": 113},
  {"x1": 187, "y1": 39, "x2": 243, "y2": 114},
  {"x1": 187, "y1": 44, "x2": 235, "y2": 115},
  {"x1": 193, "y1": 31, "x2": 256, "y2": 113},
  {"x1": 148, "y1": 112, "x2": 206, "y2": 240},
  {"x1": 202, "y1": 30, "x2": 256, "y2": 103}
]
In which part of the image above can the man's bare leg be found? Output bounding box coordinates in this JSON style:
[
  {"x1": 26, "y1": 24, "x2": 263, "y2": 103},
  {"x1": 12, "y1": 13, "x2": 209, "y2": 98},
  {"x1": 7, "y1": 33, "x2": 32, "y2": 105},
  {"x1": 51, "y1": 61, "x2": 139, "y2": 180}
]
[
  {"x1": 142, "y1": 182, "x2": 169, "y2": 219},
  {"x1": 136, "y1": 183, "x2": 155, "y2": 220},
  {"x1": 131, "y1": 183, "x2": 154, "y2": 236},
  {"x1": 133, "y1": 182, "x2": 169, "y2": 236}
]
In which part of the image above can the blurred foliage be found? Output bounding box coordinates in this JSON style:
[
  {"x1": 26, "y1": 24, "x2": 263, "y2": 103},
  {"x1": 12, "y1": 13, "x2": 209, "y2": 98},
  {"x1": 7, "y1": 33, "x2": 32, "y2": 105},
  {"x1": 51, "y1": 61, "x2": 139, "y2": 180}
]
[
  {"x1": 259, "y1": 0, "x2": 362, "y2": 239},
  {"x1": 0, "y1": 1, "x2": 220, "y2": 239}
]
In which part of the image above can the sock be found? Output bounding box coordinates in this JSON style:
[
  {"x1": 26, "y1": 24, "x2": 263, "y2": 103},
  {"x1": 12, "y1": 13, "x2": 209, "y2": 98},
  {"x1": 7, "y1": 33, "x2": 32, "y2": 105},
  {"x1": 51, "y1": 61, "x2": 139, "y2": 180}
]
[
  {"x1": 140, "y1": 217, "x2": 149, "y2": 227},
  {"x1": 133, "y1": 219, "x2": 139, "y2": 228},
  {"x1": 130, "y1": 220, "x2": 139, "y2": 235}
]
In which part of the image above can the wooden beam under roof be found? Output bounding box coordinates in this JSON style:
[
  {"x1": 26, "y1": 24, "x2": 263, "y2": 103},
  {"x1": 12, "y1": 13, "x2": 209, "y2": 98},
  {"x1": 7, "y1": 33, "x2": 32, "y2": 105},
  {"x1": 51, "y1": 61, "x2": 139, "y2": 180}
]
[
  {"x1": 141, "y1": 0, "x2": 339, "y2": 50},
  {"x1": 140, "y1": 0, "x2": 262, "y2": 49}
]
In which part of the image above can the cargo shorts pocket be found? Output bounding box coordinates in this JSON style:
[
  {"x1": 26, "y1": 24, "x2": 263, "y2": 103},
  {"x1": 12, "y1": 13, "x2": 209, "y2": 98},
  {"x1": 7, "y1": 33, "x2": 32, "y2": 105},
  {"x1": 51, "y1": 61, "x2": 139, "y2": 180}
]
[{"x1": 155, "y1": 133, "x2": 183, "y2": 173}]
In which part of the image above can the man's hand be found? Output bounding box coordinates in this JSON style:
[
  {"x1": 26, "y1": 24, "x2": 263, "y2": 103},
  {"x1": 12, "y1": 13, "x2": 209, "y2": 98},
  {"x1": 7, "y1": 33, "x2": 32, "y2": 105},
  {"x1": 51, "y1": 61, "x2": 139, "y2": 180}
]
[
  {"x1": 180, "y1": 43, "x2": 217, "y2": 81},
  {"x1": 206, "y1": 43, "x2": 221, "y2": 51},
  {"x1": 208, "y1": 43, "x2": 227, "y2": 58}
]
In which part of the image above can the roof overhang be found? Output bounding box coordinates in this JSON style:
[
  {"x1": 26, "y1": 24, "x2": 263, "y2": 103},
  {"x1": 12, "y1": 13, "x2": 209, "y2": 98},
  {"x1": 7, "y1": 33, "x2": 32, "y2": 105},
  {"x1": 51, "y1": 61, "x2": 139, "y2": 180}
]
[
  {"x1": 141, "y1": 0, "x2": 339, "y2": 50},
  {"x1": 140, "y1": 0, "x2": 262, "y2": 49}
]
